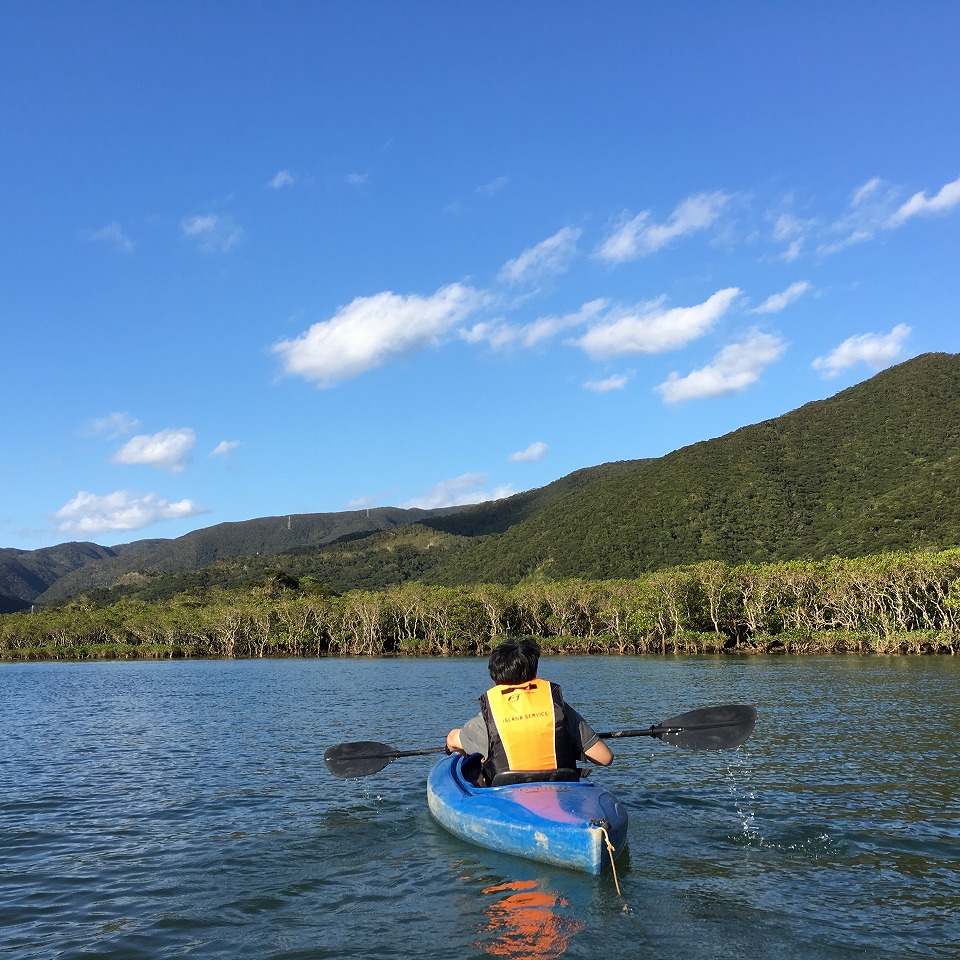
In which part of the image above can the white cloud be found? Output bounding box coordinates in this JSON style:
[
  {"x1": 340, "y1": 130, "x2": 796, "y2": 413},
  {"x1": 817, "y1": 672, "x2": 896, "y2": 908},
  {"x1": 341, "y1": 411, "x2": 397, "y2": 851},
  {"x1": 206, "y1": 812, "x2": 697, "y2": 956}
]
[
  {"x1": 181, "y1": 213, "x2": 243, "y2": 252},
  {"x1": 770, "y1": 211, "x2": 815, "y2": 262},
  {"x1": 852, "y1": 177, "x2": 884, "y2": 206},
  {"x1": 887, "y1": 175, "x2": 960, "y2": 228},
  {"x1": 573, "y1": 287, "x2": 740, "y2": 359},
  {"x1": 403, "y1": 473, "x2": 513, "y2": 510},
  {"x1": 268, "y1": 170, "x2": 295, "y2": 189},
  {"x1": 210, "y1": 440, "x2": 241, "y2": 457},
  {"x1": 182, "y1": 214, "x2": 218, "y2": 235},
  {"x1": 812, "y1": 324, "x2": 911, "y2": 378},
  {"x1": 85, "y1": 412, "x2": 141, "y2": 438},
  {"x1": 112, "y1": 428, "x2": 197, "y2": 473},
  {"x1": 584, "y1": 374, "x2": 629, "y2": 392},
  {"x1": 54, "y1": 490, "x2": 208, "y2": 535},
  {"x1": 820, "y1": 175, "x2": 960, "y2": 255},
  {"x1": 459, "y1": 318, "x2": 518, "y2": 350},
  {"x1": 772, "y1": 211, "x2": 816, "y2": 242},
  {"x1": 656, "y1": 331, "x2": 787, "y2": 404},
  {"x1": 498, "y1": 226, "x2": 581, "y2": 284},
  {"x1": 595, "y1": 191, "x2": 730, "y2": 264},
  {"x1": 818, "y1": 177, "x2": 901, "y2": 254},
  {"x1": 463, "y1": 299, "x2": 608, "y2": 351},
  {"x1": 85, "y1": 221, "x2": 135, "y2": 253},
  {"x1": 477, "y1": 176, "x2": 508, "y2": 196},
  {"x1": 272, "y1": 283, "x2": 484, "y2": 387},
  {"x1": 345, "y1": 172, "x2": 369, "y2": 186},
  {"x1": 751, "y1": 281, "x2": 811, "y2": 314},
  {"x1": 459, "y1": 318, "x2": 517, "y2": 350},
  {"x1": 509, "y1": 442, "x2": 548, "y2": 463},
  {"x1": 779, "y1": 239, "x2": 804, "y2": 263}
]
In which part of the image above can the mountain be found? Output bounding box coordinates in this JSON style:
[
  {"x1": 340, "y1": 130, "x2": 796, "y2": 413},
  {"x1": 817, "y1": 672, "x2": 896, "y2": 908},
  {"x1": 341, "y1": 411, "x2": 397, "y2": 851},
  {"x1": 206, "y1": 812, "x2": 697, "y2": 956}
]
[
  {"x1": 423, "y1": 352, "x2": 960, "y2": 583},
  {"x1": 0, "y1": 542, "x2": 128, "y2": 611},
  {"x1": 22, "y1": 506, "x2": 465, "y2": 605},
  {"x1": 4, "y1": 352, "x2": 959, "y2": 607}
]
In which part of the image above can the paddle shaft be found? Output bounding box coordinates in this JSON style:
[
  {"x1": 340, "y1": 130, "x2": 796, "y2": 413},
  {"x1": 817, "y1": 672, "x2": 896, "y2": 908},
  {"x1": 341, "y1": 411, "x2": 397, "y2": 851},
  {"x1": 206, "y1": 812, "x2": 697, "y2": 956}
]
[
  {"x1": 409, "y1": 719, "x2": 746, "y2": 752},
  {"x1": 372, "y1": 746, "x2": 445, "y2": 760},
  {"x1": 326, "y1": 729, "x2": 672, "y2": 765},
  {"x1": 599, "y1": 720, "x2": 746, "y2": 739}
]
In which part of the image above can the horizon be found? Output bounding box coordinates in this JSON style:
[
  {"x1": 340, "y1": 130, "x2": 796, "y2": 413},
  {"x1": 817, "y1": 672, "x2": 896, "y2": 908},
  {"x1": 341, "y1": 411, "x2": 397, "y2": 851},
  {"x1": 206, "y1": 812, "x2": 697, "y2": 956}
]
[{"x1": 3, "y1": 4, "x2": 960, "y2": 551}]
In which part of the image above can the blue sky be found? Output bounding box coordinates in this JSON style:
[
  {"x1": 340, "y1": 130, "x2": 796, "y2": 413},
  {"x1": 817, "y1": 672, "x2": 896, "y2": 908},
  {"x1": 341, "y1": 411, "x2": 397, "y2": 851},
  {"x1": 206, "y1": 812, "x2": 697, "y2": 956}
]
[{"x1": 3, "y1": 2, "x2": 959, "y2": 552}]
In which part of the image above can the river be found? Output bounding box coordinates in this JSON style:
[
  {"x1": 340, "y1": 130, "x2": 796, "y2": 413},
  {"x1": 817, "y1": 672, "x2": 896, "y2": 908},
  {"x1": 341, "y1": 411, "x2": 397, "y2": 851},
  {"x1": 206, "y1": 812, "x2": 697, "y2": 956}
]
[{"x1": 1, "y1": 655, "x2": 957, "y2": 959}]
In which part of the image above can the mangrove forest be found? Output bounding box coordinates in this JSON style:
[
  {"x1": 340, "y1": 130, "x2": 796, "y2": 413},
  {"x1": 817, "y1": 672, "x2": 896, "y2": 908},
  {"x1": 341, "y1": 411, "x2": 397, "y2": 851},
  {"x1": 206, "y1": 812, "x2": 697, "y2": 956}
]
[{"x1": 2, "y1": 548, "x2": 959, "y2": 661}]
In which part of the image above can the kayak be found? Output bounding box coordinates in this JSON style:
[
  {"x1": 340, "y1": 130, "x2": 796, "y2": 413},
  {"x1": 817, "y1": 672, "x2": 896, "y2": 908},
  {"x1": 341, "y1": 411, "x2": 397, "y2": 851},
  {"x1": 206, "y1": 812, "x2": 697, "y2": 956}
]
[{"x1": 426, "y1": 753, "x2": 628, "y2": 874}]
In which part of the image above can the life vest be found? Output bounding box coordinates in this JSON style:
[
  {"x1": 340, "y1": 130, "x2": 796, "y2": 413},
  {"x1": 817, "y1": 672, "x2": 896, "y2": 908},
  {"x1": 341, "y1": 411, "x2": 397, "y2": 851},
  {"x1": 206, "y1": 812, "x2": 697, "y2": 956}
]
[{"x1": 479, "y1": 679, "x2": 579, "y2": 778}]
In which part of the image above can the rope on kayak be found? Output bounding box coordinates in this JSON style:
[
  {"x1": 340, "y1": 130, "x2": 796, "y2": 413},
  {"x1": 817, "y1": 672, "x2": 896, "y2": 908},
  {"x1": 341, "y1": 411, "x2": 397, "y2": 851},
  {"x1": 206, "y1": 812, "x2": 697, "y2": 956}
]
[{"x1": 598, "y1": 825, "x2": 623, "y2": 900}]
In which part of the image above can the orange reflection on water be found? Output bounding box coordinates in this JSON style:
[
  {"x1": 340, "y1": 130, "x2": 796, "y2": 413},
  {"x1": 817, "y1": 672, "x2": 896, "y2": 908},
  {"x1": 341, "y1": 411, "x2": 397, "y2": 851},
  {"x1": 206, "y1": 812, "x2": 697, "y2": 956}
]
[{"x1": 477, "y1": 879, "x2": 584, "y2": 959}]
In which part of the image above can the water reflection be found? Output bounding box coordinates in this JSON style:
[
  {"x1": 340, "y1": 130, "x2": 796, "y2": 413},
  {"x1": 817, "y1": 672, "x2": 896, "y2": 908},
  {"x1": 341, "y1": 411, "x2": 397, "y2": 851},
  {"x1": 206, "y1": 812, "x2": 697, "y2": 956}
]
[{"x1": 476, "y1": 879, "x2": 584, "y2": 959}]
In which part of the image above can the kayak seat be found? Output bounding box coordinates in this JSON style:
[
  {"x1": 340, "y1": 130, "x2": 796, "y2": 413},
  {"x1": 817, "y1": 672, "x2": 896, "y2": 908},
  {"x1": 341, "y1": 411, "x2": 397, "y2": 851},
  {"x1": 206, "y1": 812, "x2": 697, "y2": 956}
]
[{"x1": 490, "y1": 768, "x2": 582, "y2": 787}]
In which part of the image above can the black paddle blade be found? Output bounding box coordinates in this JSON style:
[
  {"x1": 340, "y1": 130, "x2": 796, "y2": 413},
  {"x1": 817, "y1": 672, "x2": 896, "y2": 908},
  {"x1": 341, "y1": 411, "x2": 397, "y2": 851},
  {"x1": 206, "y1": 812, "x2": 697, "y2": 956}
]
[
  {"x1": 324, "y1": 740, "x2": 398, "y2": 779},
  {"x1": 652, "y1": 704, "x2": 757, "y2": 750},
  {"x1": 323, "y1": 741, "x2": 447, "y2": 778}
]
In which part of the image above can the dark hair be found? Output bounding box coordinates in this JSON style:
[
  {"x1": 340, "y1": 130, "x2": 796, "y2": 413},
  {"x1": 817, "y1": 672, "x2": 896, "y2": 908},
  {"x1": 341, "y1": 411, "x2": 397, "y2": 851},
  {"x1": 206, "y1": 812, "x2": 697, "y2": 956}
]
[{"x1": 488, "y1": 638, "x2": 541, "y2": 686}]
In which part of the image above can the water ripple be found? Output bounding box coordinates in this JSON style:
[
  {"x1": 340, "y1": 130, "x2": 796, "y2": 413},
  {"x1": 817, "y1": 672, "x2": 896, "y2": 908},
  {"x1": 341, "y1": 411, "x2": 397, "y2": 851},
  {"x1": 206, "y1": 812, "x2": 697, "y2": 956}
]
[{"x1": 1, "y1": 656, "x2": 957, "y2": 960}]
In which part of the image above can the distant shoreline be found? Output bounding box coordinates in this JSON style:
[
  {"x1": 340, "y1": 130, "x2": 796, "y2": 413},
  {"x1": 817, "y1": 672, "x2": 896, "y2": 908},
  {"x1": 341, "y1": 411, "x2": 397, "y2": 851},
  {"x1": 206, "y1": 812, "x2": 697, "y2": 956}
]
[{"x1": 2, "y1": 629, "x2": 956, "y2": 660}]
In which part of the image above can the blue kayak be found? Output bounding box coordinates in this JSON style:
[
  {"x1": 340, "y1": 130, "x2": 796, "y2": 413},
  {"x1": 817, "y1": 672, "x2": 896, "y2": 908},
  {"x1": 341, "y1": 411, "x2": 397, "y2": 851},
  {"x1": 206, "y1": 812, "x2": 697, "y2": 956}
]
[{"x1": 426, "y1": 753, "x2": 628, "y2": 874}]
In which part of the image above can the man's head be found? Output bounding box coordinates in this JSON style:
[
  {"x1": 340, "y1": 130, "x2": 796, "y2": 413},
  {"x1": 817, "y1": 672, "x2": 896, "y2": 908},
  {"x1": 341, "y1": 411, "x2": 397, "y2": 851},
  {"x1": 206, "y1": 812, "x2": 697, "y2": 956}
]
[{"x1": 488, "y1": 637, "x2": 541, "y2": 686}]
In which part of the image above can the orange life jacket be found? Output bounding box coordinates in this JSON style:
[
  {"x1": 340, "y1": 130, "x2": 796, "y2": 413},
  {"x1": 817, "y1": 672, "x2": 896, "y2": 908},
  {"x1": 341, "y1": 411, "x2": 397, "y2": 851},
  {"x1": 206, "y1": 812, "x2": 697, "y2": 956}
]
[{"x1": 479, "y1": 679, "x2": 579, "y2": 778}]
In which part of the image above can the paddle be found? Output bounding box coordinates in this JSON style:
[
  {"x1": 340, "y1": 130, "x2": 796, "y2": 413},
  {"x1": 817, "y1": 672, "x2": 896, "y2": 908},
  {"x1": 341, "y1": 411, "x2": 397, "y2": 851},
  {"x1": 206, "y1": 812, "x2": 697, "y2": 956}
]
[{"x1": 323, "y1": 703, "x2": 756, "y2": 779}]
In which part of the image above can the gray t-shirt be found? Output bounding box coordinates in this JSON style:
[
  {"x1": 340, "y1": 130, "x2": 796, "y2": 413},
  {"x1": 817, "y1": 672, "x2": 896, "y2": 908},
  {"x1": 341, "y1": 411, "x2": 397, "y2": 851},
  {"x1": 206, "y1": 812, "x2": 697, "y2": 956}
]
[{"x1": 459, "y1": 699, "x2": 601, "y2": 760}]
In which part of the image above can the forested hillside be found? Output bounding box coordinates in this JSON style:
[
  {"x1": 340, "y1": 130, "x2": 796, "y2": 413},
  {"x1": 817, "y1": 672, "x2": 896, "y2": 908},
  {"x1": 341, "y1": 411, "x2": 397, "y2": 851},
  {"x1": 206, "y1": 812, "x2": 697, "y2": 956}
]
[
  {"x1": 14, "y1": 506, "x2": 465, "y2": 606},
  {"x1": 426, "y1": 352, "x2": 960, "y2": 584}
]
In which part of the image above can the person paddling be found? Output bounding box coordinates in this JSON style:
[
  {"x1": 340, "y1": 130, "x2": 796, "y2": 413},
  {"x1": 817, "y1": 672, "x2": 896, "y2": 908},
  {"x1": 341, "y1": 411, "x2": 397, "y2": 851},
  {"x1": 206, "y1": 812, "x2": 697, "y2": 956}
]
[{"x1": 445, "y1": 637, "x2": 613, "y2": 785}]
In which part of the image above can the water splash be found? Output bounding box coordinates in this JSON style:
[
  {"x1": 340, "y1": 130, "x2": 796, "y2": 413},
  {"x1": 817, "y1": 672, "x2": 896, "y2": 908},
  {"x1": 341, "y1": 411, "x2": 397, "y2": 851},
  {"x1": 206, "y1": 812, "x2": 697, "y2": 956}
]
[
  {"x1": 724, "y1": 749, "x2": 761, "y2": 843},
  {"x1": 723, "y1": 751, "x2": 839, "y2": 855}
]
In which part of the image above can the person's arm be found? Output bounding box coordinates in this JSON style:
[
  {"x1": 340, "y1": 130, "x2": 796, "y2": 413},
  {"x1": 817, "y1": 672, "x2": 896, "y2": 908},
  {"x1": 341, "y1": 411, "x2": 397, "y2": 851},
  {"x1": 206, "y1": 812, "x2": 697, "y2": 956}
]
[
  {"x1": 565, "y1": 703, "x2": 614, "y2": 766},
  {"x1": 583, "y1": 738, "x2": 613, "y2": 766},
  {"x1": 447, "y1": 714, "x2": 488, "y2": 757}
]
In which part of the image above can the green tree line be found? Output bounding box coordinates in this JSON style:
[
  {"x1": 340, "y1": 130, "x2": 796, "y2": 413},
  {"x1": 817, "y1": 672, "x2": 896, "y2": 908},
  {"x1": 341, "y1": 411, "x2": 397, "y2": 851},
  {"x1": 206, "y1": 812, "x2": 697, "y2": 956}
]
[{"x1": 2, "y1": 549, "x2": 959, "y2": 661}]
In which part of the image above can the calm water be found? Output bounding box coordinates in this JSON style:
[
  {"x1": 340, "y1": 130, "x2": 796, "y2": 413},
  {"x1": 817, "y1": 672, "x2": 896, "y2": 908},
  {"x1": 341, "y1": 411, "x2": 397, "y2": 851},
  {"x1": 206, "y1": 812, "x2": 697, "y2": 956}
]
[{"x1": 1, "y1": 655, "x2": 957, "y2": 960}]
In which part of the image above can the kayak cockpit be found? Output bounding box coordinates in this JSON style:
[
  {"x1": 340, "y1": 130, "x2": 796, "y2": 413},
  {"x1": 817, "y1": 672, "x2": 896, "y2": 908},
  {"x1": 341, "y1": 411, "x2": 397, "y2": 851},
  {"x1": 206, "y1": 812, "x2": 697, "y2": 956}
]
[
  {"x1": 454, "y1": 752, "x2": 583, "y2": 788},
  {"x1": 456, "y1": 752, "x2": 485, "y2": 787}
]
